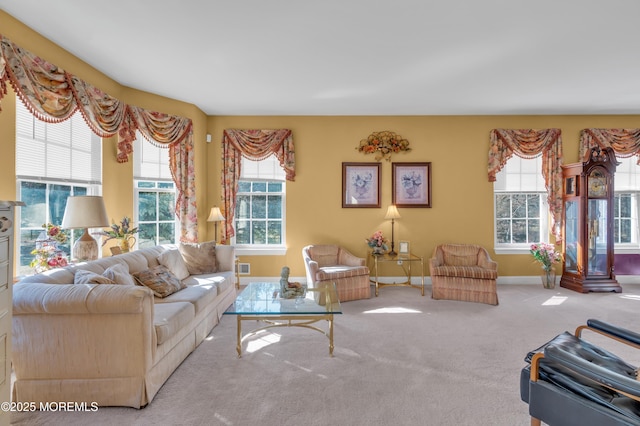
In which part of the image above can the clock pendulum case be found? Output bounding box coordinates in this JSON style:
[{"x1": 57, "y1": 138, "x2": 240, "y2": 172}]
[{"x1": 560, "y1": 146, "x2": 621, "y2": 293}]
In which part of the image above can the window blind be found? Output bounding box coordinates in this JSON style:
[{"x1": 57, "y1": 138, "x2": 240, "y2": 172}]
[
  {"x1": 15, "y1": 100, "x2": 102, "y2": 184},
  {"x1": 241, "y1": 154, "x2": 286, "y2": 180},
  {"x1": 133, "y1": 134, "x2": 172, "y2": 180}
]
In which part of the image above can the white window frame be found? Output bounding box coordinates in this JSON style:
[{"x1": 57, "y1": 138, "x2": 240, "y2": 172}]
[
  {"x1": 14, "y1": 100, "x2": 103, "y2": 272},
  {"x1": 232, "y1": 155, "x2": 287, "y2": 256},
  {"x1": 493, "y1": 155, "x2": 550, "y2": 255},
  {"x1": 133, "y1": 136, "x2": 178, "y2": 248},
  {"x1": 613, "y1": 156, "x2": 640, "y2": 254}
]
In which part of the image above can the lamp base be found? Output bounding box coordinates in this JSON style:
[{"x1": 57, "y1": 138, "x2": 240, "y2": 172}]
[
  {"x1": 388, "y1": 250, "x2": 397, "y2": 257},
  {"x1": 73, "y1": 228, "x2": 99, "y2": 262}
]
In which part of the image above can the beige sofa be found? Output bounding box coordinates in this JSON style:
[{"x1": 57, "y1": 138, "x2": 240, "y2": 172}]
[{"x1": 12, "y1": 244, "x2": 236, "y2": 408}]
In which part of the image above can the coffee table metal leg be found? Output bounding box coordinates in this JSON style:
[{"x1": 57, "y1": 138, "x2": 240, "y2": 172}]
[
  {"x1": 329, "y1": 314, "x2": 334, "y2": 356},
  {"x1": 236, "y1": 315, "x2": 242, "y2": 357}
]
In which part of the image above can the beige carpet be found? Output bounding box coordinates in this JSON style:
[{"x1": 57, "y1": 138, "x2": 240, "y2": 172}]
[{"x1": 10, "y1": 283, "x2": 640, "y2": 426}]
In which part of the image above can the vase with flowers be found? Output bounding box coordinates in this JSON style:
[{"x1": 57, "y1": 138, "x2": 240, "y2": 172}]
[
  {"x1": 366, "y1": 230, "x2": 388, "y2": 255},
  {"x1": 97, "y1": 216, "x2": 138, "y2": 253},
  {"x1": 29, "y1": 223, "x2": 69, "y2": 273},
  {"x1": 530, "y1": 242, "x2": 562, "y2": 289}
]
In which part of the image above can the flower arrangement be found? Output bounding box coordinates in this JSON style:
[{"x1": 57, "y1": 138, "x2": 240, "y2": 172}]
[
  {"x1": 43, "y1": 222, "x2": 68, "y2": 244},
  {"x1": 356, "y1": 131, "x2": 411, "y2": 162},
  {"x1": 530, "y1": 242, "x2": 562, "y2": 271},
  {"x1": 97, "y1": 216, "x2": 138, "y2": 246},
  {"x1": 30, "y1": 242, "x2": 68, "y2": 272},
  {"x1": 366, "y1": 230, "x2": 388, "y2": 252}
]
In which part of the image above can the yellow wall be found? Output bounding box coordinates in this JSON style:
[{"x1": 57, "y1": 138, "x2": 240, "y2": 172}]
[
  {"x1": 209, "y1": 115, "x2": 640, "y2": 279},
  {"x1": 2, "y1": 12, "x2": 640, "y2": 278}
]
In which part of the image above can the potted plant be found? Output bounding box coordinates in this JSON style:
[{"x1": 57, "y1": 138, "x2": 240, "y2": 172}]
[{"x1": 530, "y1": 242, "x2": 562, "y2": 289}]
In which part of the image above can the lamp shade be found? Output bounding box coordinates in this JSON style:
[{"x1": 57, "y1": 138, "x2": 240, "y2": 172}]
[
  {"x1": 207, "y1": 207, "x2": 225, "y2": 222},
  {"x1": 384, "y1": 205, "x2": 401, "y2": 220},
  {"x1": 61, "y1": 196, "x2": 110, "y2": 229}
]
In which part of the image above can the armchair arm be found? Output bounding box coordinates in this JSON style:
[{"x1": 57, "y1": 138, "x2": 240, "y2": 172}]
[
  {"x1": 575, "y1": 319, "x2": 640, "y2": 349},
  {"x1": 477, "y1": 248, "x2": 498, "y2": 270},
  {"x1": 338, "y1": 248, "x2": 365, "y2": 266}
]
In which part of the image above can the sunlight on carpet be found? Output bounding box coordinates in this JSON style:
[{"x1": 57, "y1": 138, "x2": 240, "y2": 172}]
[
  {"x1": 362, "y1": 307, "x2": 422, "y2": 314},
  {"x1": 620, "y1": 293, "x2": 640, "y2": 301},
  {"x1": 246, "y1": 330, "x2": 281, "y2": 353},
  {"x1": 541, "y1": 295, "x2": 568, "y2": 306}
]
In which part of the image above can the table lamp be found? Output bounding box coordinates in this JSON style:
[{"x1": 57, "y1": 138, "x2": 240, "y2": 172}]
[
  {"x1": 207, "y1": 206, "x2": 225, "y2": 242},
  {"x1": 384, "y1": 205, "x2": 401, "y2": 256},
  {"x1": 61, "y1": 196, "x2": 110, "y2": 262}
]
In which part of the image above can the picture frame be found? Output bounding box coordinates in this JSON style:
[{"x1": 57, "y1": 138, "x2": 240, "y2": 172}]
[
  {"x1": 392, "y1": 162, "x2": 432, "y2": 208},
  {"x1": 342, "y1": 162, "x2": 381, "y2": 208},
  {"x1": 399, "y1": 240, "x2": 410, "y2": 255}
]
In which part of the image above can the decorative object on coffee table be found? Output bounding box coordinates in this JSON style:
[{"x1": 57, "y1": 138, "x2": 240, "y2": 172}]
[{"x1": 61, "y1": 196, "x2": 110, "y2": 261}]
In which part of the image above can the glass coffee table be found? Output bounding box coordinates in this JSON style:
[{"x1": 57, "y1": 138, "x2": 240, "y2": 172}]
[{"x1": 223, "y1": 282, "x2": 342, "y2": 357}]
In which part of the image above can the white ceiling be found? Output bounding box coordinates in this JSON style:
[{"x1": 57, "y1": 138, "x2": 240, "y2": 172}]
[{"x1": 2, "y1": 1, "x2": 640, "y2": 116}]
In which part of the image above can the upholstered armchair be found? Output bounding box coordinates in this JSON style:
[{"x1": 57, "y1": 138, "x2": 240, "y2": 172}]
[
  {"x1": 429, "y1": 243, "x2": 498, "y2": 305},
  {"x1": 520, "y1": 319, "x2": 640, "y2": 426},
  {"x1": 302, "y1": 245, "x2": 371, "y2": 302}
]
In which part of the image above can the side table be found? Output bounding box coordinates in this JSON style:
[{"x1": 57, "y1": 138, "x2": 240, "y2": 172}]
[{"x1": 369, "y1": 252, "x2": 425, "y2": 296}]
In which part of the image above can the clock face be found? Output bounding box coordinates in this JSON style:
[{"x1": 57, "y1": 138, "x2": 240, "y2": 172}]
[{"x1": 588, "y1": 169, "x2": 607, "y2": 197}]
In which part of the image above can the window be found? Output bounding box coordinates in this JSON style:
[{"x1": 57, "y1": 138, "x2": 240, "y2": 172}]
[
  {"x1": 134, "y1": 136, "x2": 177, "y2": 248},
  {"x1": 234, "y1": 155, "x2": 286, "y2": 255},
  {"x1": 494, "y1": 155, "x2": 549, "y2": 253},
  {"x1": 613, "y1": 156, "x2": 640, "y2": 249},
  {"x1": 15, "y1": 100, "x2": 102, "y2": 274}
]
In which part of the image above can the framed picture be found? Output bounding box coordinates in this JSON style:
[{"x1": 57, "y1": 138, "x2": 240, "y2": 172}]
[
  {"x1": 399, "y1": 240, "x2": 410, "y2": 255},
  {"x1": 392, "y1": 162, "x2": 432, "y2": 208},
  {"x1": 342, "y1": 162, "x2": 381, "y2": 208}
]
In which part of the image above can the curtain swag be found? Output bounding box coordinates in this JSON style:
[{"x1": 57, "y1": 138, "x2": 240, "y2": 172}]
[
  {"x1": 488, "y1": 128, "x2": 563, "y2": 240},
  {"x1": 580, "y1": 128, "x2": 640, "y2": 164},
  {"x1": 0, "y1": 34, "x2": 197, "y2": 242},
  {"x1": 221, "y1": 129, "x2": 295, "y2": 242}
]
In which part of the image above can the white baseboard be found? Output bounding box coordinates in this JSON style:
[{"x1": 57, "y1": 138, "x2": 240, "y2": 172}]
[{"x1": 238, "y1": 275, "x2": 640, "y2": 287}]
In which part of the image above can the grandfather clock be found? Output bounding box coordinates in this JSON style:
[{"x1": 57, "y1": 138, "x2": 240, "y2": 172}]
[{"x1": 560, "y1": 146, "x2": 621, "y2": 293}]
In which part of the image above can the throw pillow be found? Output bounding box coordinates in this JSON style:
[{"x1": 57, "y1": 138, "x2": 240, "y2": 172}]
[
  {"x1": 132, "y1": 265, "x2": 186, "y2": 298},
  {"x1": 178, "y1": 240, "x2": 217, "y2": 274},
  {"x1": 102, "y1": 263, "x2": 136, "y2": 286},
  {"x1": 74, "y1": 269, "x2": 116, "y2": 285},
  {"x1": 157, "y1": 249, "x2": 190, "y2": 280}
]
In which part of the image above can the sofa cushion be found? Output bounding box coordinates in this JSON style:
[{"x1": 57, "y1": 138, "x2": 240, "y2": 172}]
[
  {"x1": 431, "y1": 265, "x2": 498, "y2": 280},
  {"x1": 102, "y1": 263, "x2": 136, "y2": 286},
  {"x1": 308, "y1": 246, "x2": 339, "y2": 267},
  {"x1": 74, "y1": 269, "x2": 115, "y2": 285},
  {"x1": 316, "y1": 265, "x2": 369, "y2": 281},
  {"x1": 153, "y1": 302, "x2": 195, "y2": 345},
  {"x1": 183, "y1": 271, "x2": 234, "y2": 296},
  {"x1": 132, "y1": 265, "x2": 186, "y2": 298},
  {"x1": 157, "y1": 249, "x2": 190, "y2": 280},
  {"x1": 179, "y1": 241, "x2": 217, "y2": 274},
  {"x1": 155, "y1": 285, "x2": 218, "y2": 314}
]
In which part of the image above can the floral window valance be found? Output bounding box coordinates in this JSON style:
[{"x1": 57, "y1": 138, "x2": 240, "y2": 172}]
[
  {"x1": 0, "y1": 34, "x2": 197, "y2": 242},
  {"x1": 488, "y1": 128, "x2": 563, "y2": 240},
  {"x1": 580, "y1": 128, "x2": 640, "y2": 164},
  {"x1": 221, "y1": 129, "x2": 295, "y2": 242}
]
